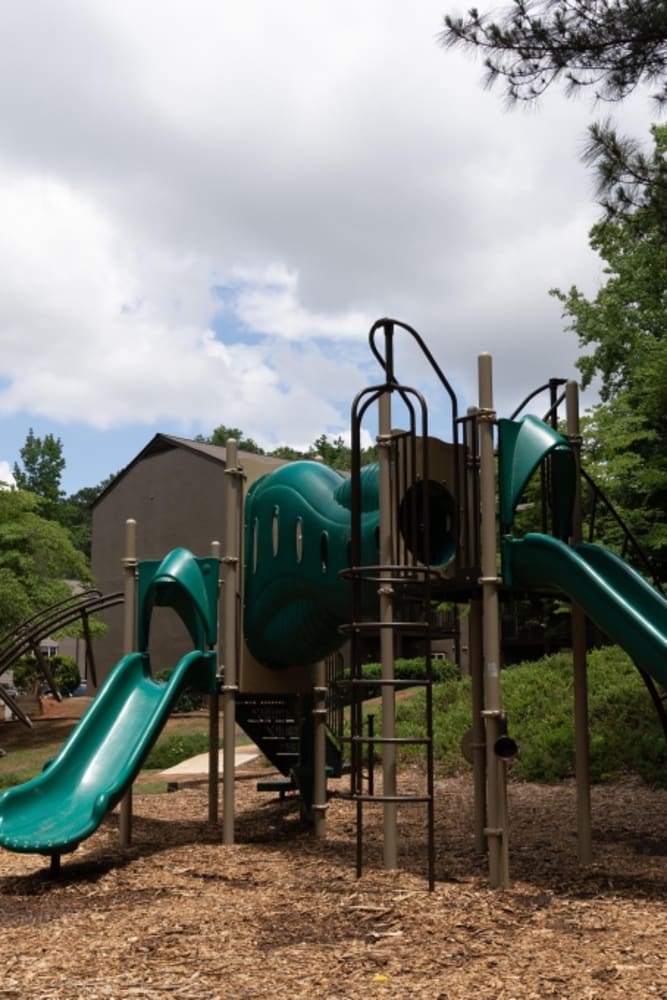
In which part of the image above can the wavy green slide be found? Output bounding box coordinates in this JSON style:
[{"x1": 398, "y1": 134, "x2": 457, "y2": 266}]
[
  {"x1": 0, "y1": 649, "x2": 215, "y2": 855},
  {"x1": 505, "y1": 533, "x2": 667, "y2": 688},
  {"x1": 0, "y1": 547, "x2": 219, "y2": 857}
]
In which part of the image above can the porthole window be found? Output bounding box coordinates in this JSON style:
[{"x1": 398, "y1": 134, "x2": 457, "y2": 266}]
[
  {"x1": 320, "y1": 531, "x2": 329, "y2": 573},
  {"x1": 295, "y1": 517, "x2": 303, "y2": 564},
  {"x1": 272, "y1": 506, "x2": 280, "y2": 556}
]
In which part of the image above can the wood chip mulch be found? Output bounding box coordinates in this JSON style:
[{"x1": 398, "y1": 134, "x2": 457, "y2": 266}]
[{"x1": 1, "y1": 765, "x2": 666, "y2": 999}]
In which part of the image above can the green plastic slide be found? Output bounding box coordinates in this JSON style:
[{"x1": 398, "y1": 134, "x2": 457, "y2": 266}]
[
  {"x1": 0, "y1": 648, "x2": 215, "y2": 855},
  {"x1": 504, "y1": 533, "x2": 667, "y2": 687}
]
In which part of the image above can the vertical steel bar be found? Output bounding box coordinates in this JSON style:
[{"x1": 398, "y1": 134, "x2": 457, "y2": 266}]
[
  {"x1": 566, "y1": 380, "x2": 593, "y2": 864},
  {"x1": 119, "y1": 518, "x2": 137, "y2": 848},
  {"x1": 208, "y1": 540, "x2": 221, "y2": 825},
  {"x1": 478, "y1": 354, "x2": 509, "y2": 888},
  {"x1": 312, "y1": 660, "x2": 328, "y2": 838},
  {"x1": 469, "y1": 598, "x2": 486, "y2": 853},
  {"x1": 378, "y1": 389, "x2": 398, "y2": 869},
  {"x1": 222, "y1": 440, "x2": 241, "y2": 845}
]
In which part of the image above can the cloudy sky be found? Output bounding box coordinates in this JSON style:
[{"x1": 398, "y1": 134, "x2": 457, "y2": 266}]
[{"x1": 0, "y1": 2, "x2": 657, "y2": 493}]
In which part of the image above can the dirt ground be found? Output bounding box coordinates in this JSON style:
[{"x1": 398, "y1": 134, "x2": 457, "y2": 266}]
[{"x1": 1, "y1": 747, "x2": 667, "y2": 1000}]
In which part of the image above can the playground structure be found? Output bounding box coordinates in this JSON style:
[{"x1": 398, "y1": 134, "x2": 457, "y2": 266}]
[{"x1": 1, "y1": 317, "x2": 667, "y2": 889}]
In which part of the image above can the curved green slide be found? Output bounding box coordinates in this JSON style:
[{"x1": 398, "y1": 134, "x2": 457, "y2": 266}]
[
  {"x1": 0, "y1": 547, "x2": 219, "y2": 856},
  {"x1": 0, "y1": 650, "x2": 215, "y2": 854},
  {"x1": 504, "y1": 533, "x2": 667, "y2": 687}
]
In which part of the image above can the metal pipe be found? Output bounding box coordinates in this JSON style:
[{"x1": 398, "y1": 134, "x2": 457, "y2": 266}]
[
  {"x1": 222, "y1": 440, "x2": 241, "y2": 845},
  {"x1": 478, "y1": 354, "x2": 509, "y2": 888},
  {"x1": 312, "y1": 660, "x2": 328, "y2": 838},
  {"x1": 566, "y1": 380, "x2": 592, "y2": 864},
  {"x1": 378, "y1": 390, "x2": 398, "y2": 869},
  {"x1": 119, "y1": 518, "x2": 137, "y2": 848},
  {"x1": 208, "y1": 540, "x2": 221, "y2": 825},
  {"x1": 469, "y1": 598, "x2": 486, "y2": 853}
]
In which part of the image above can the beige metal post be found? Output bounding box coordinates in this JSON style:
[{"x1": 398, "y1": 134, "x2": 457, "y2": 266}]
[
  {"x1": 566, "y1": 380, "x2": 593, "y2": 863},
  {"x1": 469, "y1": 598, "x2": 486, "y2": 853},
  {"x1": 119, "y1": 518, "x2": 137, "y2": 847},
  {"x1": 222, "y1": 440, "x2": 242, "y2": 845},
  {"x1": 478, "y1": 354, "x2": 509, "y2": 888},
  {"x1": 312, "y1": 660, "x2": 328, "y2": 837},
  {"x1": 466, "y1": 407, "x2": 486, "y2": 852},
  {"x1": 208, "y1": 540, "x2": 221, "y2": 825},
  {"x1": 378, "y1": 391, "x2": 398, "y2": 869}
]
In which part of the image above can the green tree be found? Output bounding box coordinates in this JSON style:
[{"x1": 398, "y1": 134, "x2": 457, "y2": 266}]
[
  {"x1": 58, "y1": 475, "x2": 118, "y2": 559},
  {"x1": 195, "y1": 425, "x2": 265, "y2": 454},
  {"x1": 551, "y1": 126, "x2": 667, "y2": 571},
  {"x1": 441, "y1": 1, "x2": 667, "y2": 217},
  {"x1": 13, "y1": 428, "x2": 66, "y2": 519},
  {"x1": 0, "y1": 489, "x2": 91, "y2": 636}
]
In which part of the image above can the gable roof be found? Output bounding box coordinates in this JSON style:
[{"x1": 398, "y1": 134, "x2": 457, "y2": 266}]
[{"x1": 91, "y1": 433, "x2": 285, "y2": 507}]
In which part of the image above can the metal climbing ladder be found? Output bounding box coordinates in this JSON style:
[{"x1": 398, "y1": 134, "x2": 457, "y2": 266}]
[{"x1": 339, "y1": 318, "x2": 464, "y2": 889}]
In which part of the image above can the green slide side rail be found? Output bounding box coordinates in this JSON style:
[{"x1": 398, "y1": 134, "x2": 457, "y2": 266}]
[
  {"x1": 504, "y1": 533, "x2": 667, "y2": 688},
  {"x1": 0, "y1": 649, "x2": 216, "y2": 854}
]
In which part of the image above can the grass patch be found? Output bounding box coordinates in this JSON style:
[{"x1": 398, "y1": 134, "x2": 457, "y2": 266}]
[{"x1": 0, "y1": 713, "x2": 215, "y2": 791}]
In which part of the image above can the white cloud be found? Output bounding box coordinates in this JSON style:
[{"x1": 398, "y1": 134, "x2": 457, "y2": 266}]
[{"x1": 0, "y1": 1, "x2": 659, "y2": 489}]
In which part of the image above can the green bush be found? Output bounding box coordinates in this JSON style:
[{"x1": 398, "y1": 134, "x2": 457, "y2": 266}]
[
  {"x1": 343, "y1": 657, "x2": 458, "y2": 701},
  {"x1": 144, "y1": 732, "x2": 214, "y2": 770},
  {"x1": 390, "y1": 646, "x2": 667, "y2": 786},
  {"x1": 155, "y1": 668, "x2": 205, "y2": 713},
  {"x1": 13, "y1": 654, "x2": 81, "y2": 696}
]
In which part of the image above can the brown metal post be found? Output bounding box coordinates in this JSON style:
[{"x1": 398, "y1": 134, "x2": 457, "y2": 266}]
[
  {"x1": 119, "y1": 518, "x2": 137, "y2": 848},
  {"x1": 312, "y1": 660, "x2": 328, "y2": 837},
  {"x1": 566, "y1": 380, "x2": 593, "y2": 863},
  {"x1": 208, "y1": 540, "x2": 221, "y2": 825},
  {"x1": 478, "y1": 354, "x2": 509, "y2": 888},
  {"x1": 222, "y1": 440, "x2": 242, "y2": 845},
  {"x1": 469, "y1": 598, "x2": 486, "y2": 853}
]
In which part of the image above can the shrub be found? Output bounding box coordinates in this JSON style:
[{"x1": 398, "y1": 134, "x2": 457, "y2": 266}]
[
  {"x1": 155, "y1": 668, "x2": 205, "y2": 713},
  {"x1": 13, "y1": 654, "x2": 81, "y2": 696},
  {"x1": 144, "y1": 732, "x2": 213, "y2": 770},
  {"x1": 390, "y1": 646, "x2": 667, "y2": 786},
  {"x1": 343, "y1": 657, "x2": 458, "y2": 701}
]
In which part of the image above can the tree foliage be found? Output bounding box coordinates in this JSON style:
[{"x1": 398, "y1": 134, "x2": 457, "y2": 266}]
[
  {"x1": 442, "y1": 1, "x2": 667, "y2": 104},
  {"x1": 441, "y1": 1, "x2": 667, "y2": 218},
  {"x1": 13, "y1": 428, "x2": 65, "y2": 519},
  {"x1": 195, "y1": 425, "x2": 265, "y2": 454},
  {"x1": 552, "y1": 125, "x2": 667, "y2": 571},
  {"x1": 0, "y1": 489, "x2": 91, "y2": 636}
]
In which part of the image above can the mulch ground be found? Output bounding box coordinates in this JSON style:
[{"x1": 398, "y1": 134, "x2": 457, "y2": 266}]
[{"x1": 1, "y1": 759, "x2": 666, "y2": 999}]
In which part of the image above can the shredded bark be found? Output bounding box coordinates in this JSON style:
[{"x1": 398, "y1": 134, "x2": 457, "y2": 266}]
[{"x1": 1, "y1": 763, "x2": 666, "y2": 999}]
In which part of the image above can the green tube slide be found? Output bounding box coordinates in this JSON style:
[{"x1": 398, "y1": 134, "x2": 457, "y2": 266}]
[
  {"x1": 504, "y1": 532, "x2": 667, "y2": 688},
  {"x1": 0, "y1": 648, "x2": 216, "y2": 854}
]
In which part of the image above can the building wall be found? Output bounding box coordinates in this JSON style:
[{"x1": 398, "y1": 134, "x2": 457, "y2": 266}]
[
  {"x1": 91, "y1": 444, "x2": 286, "y2": 685},
  {"x1": 91, "y1": 447, "x2": 229, "y2": 682}
]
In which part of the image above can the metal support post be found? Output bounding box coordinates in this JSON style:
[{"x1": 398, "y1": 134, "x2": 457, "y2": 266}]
[
  {"x1": 312, "y1": 661, "x2": 328, "y2": 838},
  {"x1": 478, "y1": 354, "x2": 509, "y2": 888},
  {"x1": 208, "y1": 540, "x2": 221, "y2": 825},
  {"x1": 378, "y1": 391, "x2": 398, "y2": 869},
  {"x1": 222, "y1": 440, "x2": 242, "y2": 845},
  {"x1": 119, "y1": 518, "x2": 137, "y2": 848},
  {"x1": 567, "y1": 380, "x2": 592, "y2": 864},
  {"x1": 469, "y1": 598, "x2": 486, "y2": 853}
]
